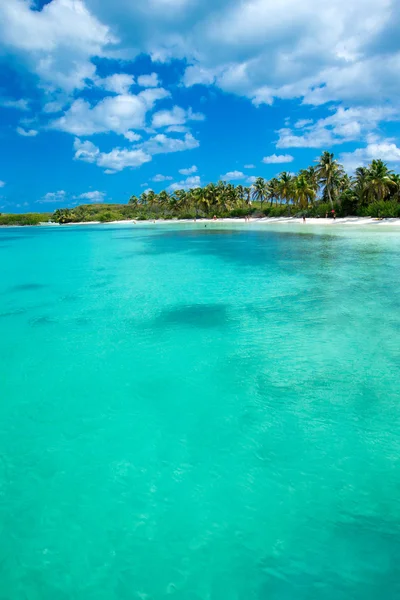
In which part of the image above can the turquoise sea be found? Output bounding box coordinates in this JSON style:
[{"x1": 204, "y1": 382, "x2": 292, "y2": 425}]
[{"x1": 1, "y1": 222, "x2": 400, "y2": 599}]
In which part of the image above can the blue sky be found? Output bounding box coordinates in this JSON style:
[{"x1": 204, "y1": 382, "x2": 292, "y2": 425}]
[{"x1": 1, "y1": 0, "x2": 400, "y2": 212}]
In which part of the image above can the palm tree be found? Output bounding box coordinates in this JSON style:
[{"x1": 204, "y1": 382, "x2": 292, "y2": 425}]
[
  {"x1": 204, "y1": 182, "x2": 218, "y2": 212},
  {"x1": 193, "y1": 186, "x2": 209, "y2": 215},
  {"x1": 300, "y1": 166, "x2": 319, "y2": 194},
  {"x1": 252, "y1": 177, "x2": 268, "y2": 209},
  {"x1": 267, "y1": 177, "x2": 279, "y2": 206},
  {"x1": 139, "y1": 191, "x2": 149, "y2": 207},
  {"x1": 146, "y1": 190, "x2": 158, "y2": 211},
  {"x1": 236, "y1": 185, "x2": 245, "y2": 206},
  {"x1": 243, "y1": 186, "x2": 252, "y2": 207},
  {"x1": 53, "y1": 208, "x2": 73, "y2": 224},
  {"x1": 277, "y1": 172, "x2": 294, "y2": 205},
  {"x1": 352, "y1": 167, "x2": 369, "y2": 207},
  {"x1": 158, "y1": 190, "x2": 170, "y2": 215},
  {"x1": 294, "y1": 175, "x2": 316, "y2": 209},
  {"x1": 390, "y1": 173, "x2": 400, "y2": 201},
  {"x1": 366, "y1": 159, "x2": 394, "y2": 201},
  {"x1": 128, "y1": 195, "x2": 139, "y2": 206},
  {"x1": 222, "y1": 183, "x2": 237, "y2": 211},
  {"x1": 315, "y1": 151, "x2": 344, "y2": 208},
  {"x1": 172, "y1": 189, "x2": 188, "y2": 214}
]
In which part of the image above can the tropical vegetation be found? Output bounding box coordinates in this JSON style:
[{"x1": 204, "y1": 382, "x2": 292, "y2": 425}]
[
  {"x1": 1, "y1": 153, "x2": 400, "y2": 225},
  {"x1": 0, "y1": 212, "x2": 51, "y2": 226},
  {"x1": 123, "y1": 154, "x2": 400, "y2": 221}
]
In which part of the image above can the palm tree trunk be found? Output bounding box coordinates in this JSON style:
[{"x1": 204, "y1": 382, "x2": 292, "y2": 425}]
[{"x1": 327, "y1": 187, "x2": 333, "y2": 208}]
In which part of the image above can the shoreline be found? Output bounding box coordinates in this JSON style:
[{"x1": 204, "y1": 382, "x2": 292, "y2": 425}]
[
  {"x1": 3, "y1": 216, "x2": 400, "y2": 229},
  {"x1": 52, "y1": 216, "x2": 400, "y2": 227}
]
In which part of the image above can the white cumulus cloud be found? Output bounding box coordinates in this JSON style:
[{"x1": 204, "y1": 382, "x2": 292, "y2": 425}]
[
  {"x1": 51, "y1": 88, "x2": 170, "y2": 136},
  {"x1": 276, "y1": 106, "x2": 399, "y2": 149},
  {"x1": 340, "y1": 140, "x2": 400, "y2": 171},
  {"x1": 73, "y1": 138, "x2": 152, "y2": 172},
  {"x1": 152, "y1": 174, "x2": 173, "y2": 182},
  {"x1": 168, "y1": 175, "x2": 201, "y2": 191},
  {"x1": 220, "y1": 170, "x2": 245, "y2": 180},
  {"x1": 0, "y1": 98, "x2": 30, "y2": 110},
  {"x1": 98, "y1": 73, "x2": 135, "y2": 94},
  {"x1": 262, "y1": 154, "x2": 294, "y2": 164},
  {"x1": 152, "y1": 106, "x2": 205, "y2": 128},
  {"x1": 141, "y1": 132, "x2": 200, "y2": 155},
  {"x1": 38, "y1": 190, "x2": 66, "y2": 203},
  {"x1": 16, "y1": 126, "x2": 38, "y2": 137},
  {"x1": 179, "y1": 165, "x2": 197, "y2": 175},
  {"x1": 137, "y1": 73, "x2": 159, "y2": 87},
  {"x1": 75, "y1": 190, "x2": 106, "y2": 202},
  {"x1": 0, "y1": 0, "x2": 116, "y2": 92},
  {"x1": 73, "y1": 131, "x2": 199, "y2": 172}
]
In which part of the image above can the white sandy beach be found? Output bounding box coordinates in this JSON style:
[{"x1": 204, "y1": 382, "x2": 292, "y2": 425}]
[{"x1": 57, "y1": 216, "x2": 400, "y2": 227}]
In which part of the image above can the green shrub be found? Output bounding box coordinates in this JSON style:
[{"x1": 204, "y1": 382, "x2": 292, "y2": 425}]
[
  {"x1": 0, "y1": 213, "x2": 49, "y2": 226},
  {"x1": 363, "y1": 201, "x2": 400, "y2": 218},
  {"x1": 97, "y1": 211, "x2": 121, "y2": 222},
  {"x1": 268, "y1": 205, "x2": 290, "y2": 217},
  {"x1": 310, "y1": 202, "x2": 332, "y2": 218},
  {"x1": 229, "y1": 208, "x2": 251, "y2": 217}
]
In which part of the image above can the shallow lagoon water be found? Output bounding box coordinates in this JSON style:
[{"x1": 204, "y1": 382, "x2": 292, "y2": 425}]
[{"x1": 1, "y1": 222, "x2": 400, "y2": 599}]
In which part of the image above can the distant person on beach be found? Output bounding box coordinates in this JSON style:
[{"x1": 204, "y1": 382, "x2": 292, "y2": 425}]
[
  {"x1": 325, "y1": 212, "x2": 328, "y2": 218},
  {"x1": 213, "y1": 215, "x2": 217, "y2": 220},
  {"x1": 331, "y1": 210, "x2": 336, "y2": 220},
  {"x1": 303, "y1": 215, "x2": 306, "y2": 223}
]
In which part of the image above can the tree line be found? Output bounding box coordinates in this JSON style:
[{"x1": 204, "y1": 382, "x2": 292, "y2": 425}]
[
  {"x1": 1, "y1": 152, "x2": 400, "y2": 225},
  {"x1": 54, "y1": 152, "x2": 400, "y2": 223},
  {"x1": 124, "y1": 152, "x2": 400, "y2": 220}
]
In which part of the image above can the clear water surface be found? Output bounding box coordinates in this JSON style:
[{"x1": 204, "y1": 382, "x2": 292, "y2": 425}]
[{"x1": 1, "y1": 222, "x2": 400, "y2": 599}]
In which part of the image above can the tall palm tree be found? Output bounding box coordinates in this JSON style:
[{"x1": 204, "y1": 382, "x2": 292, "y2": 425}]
[
  {"x1": 236, "y1": 185, "x2": 245, "y2": 205},
  {"x1": 352, "y1": 166, "x2": 369, "y2": 206},
  {"x1": 204, "y1": 182, "x2": 218, "y2": 212},
  {"x1": 252, "y1": 177, "x2": 268, "y2": 209},
  {"x1": 366, "y1": 159, "x2": 394, "y2": 201},
  {"x1": 294, "y1": 175, "x2": 316, "y2": 209},
  {"x1": 146, "y1": 190, "x2": 158, "y2": 211},
  {"x1": 139, "y1": 191, "x2": 149, "y2": 206},
  {"x1": 315, "y1": 151, "x2": 344, "y2": 207},
  {"x1": 158, "y1": 190, "x2": 170, "y2": 215},
  {"x1": 172, "y1": 189, "x2": 188, "y2": 214},
  {"x1": 267, "y1": 177, "x2": 279, "y2": 206},
  {"x1": 243, "y1": 186, "x2": 252, "y2": 207},
  {"x1": 277, "y1": 172, "x2": 294, "y2": 205},
  {"x1": 128, "y1": 195, "x2": 139, "y2": 206},
  {"x1": 300, "y1": 166, "x2": 319, "y2": 194},
  {"x1": 193, "y1": 186, "x2": 209, "y2": 215}
]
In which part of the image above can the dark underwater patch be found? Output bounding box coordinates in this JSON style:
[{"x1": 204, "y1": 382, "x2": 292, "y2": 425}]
[
  {"x1": 154, "y1": 303, "x2": 229, "y2": 329},
  {"x1": 8, "y1": 283, "x2": 47, "y2": 293},
  {"x1": 29, "y1": 315, "x2": 56, "y2": 326}
]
